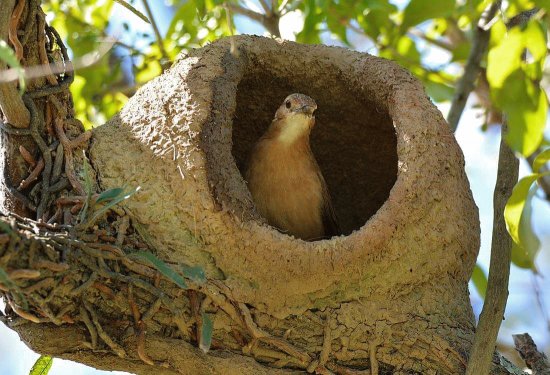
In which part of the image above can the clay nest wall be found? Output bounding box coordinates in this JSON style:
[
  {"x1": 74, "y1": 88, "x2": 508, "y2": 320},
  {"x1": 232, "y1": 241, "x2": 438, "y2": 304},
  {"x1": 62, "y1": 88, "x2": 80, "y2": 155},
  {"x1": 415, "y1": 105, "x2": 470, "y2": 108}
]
[{"x1": 90, "y1": 36, "x2": 480, "y2": 322}]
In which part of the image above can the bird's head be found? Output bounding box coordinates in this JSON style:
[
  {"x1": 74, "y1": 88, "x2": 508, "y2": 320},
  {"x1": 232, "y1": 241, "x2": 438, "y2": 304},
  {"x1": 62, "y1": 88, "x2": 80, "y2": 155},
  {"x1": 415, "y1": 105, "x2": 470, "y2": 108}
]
[
  {"x1": 275, "y1": 93, "x2": 317, "y2": 120},
  {"x1": 273, "y1": 93, "x2": 317, "y2": 144}
]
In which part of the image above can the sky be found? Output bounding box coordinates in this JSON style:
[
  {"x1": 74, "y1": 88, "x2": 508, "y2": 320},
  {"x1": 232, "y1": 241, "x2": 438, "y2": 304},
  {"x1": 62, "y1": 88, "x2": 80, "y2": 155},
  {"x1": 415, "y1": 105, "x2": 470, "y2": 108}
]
[{"x1": 1, "y1": 1, "x2": 549, "y2": 374}]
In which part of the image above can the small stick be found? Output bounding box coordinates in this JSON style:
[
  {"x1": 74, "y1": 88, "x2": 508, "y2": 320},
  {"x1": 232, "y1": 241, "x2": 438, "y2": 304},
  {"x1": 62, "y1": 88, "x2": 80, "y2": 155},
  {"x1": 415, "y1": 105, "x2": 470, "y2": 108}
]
[
  {"x1": 83, "y1": 300, "x2": 126, "y2": 358},
  {"x1": 18, "y1": 158, "x2": 45, "y2": 190},
  {"x1": 8, "y1": 0, "x2": 25, "y2": 61},
  {"x1": 80, "y1": 304, "x2": 98, "y2": 348},
  {"x1": 8, "y1": 269, "x2": 41, "y2": 279},
  {"x1": 19, "y1": 145, "x2": 36, "y2": 167}
]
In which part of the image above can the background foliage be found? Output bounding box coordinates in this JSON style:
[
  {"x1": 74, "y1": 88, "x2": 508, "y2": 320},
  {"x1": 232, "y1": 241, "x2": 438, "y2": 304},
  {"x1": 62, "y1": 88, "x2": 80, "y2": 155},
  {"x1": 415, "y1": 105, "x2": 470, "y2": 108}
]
[{"x1": 1, "y1": 0, "x2": 550, "y2": 373}]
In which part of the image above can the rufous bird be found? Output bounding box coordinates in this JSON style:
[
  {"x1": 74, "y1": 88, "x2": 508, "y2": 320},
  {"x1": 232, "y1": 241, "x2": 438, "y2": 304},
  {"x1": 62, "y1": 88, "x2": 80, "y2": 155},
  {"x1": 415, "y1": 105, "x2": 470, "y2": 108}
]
[{"x1": 245, "y1": 93, "x2": 340, "y2": 241}]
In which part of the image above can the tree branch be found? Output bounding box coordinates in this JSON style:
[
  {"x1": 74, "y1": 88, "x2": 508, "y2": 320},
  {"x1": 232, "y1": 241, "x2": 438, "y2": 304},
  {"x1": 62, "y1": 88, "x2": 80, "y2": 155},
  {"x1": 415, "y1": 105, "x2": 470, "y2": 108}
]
[
  {"x1": 258, "y1": 0, "x2": 272, "y2": 15},
  {"x1": 141, "y1": 0, "x2": 169, "y2": 69},
  {"x1": 465, "y1": 122, "x2": 519, "y2": 375},
  {"x1": 0, "y1": 0, "x2": 30, "y2": 128},
  {"x1": 226, "y1": 3, "x2": 265, "y2": 24},
  {"x1": 513, "y1": 333, "x2": 550, "y2": 374},
  {"x1": 408, "y1": 28, "x2": 453, "y2": 51},
  {"x1": 226, "y1": 3, "x2": 280, "y2": 37},
  {"x1": 447, "y1": 1, "x2": 501, "y2": 131}
]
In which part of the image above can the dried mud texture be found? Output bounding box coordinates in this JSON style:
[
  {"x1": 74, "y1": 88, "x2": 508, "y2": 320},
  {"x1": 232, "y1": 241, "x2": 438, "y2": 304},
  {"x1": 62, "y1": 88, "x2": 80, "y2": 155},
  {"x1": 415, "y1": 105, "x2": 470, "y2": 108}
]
[{"x1": 90, "y1": 35, "x2": 479, "y2": 327}]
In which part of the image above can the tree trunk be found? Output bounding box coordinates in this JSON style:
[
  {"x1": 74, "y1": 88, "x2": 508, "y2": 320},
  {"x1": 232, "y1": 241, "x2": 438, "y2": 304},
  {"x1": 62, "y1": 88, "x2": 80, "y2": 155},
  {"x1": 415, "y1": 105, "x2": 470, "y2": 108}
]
[{"x1": 0, "y1": 5, "x2": 524, "y2": 374}]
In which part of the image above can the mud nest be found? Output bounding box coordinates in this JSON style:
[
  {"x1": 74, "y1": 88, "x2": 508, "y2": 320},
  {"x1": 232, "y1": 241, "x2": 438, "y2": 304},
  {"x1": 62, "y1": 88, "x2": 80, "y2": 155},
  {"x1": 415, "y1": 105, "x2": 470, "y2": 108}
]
[
  {"x1": 230, "y1": 52, "x2": 398, "y2": 235},
  {"x1": 91, "y1": 35, "x2": 479, "y2": 317}
]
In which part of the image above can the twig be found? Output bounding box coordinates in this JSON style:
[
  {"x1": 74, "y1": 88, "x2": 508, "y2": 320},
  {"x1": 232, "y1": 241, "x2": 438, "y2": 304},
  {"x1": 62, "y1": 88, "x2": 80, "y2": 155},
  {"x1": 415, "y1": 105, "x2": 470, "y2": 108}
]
[
  {"x1": 507, "y1": 8, "x2": 540, "y2": 29},
  {"x1": 279, "y1": 0, "x2": 302, "y2": 16},
  {"x1": 531, "y1": 274, "x2": 550, "y2": 331},
  {"x1": 225, "y1": 3, "x2": 265, "y2": 23},
  {"x1": 465, "y1": 122, "x2": 519, "y2": 375},
  {"x1": 83, "y1": 300, "x2": 127, "y2": 358},
  {"x1": 0, "y1": 0, "x2": 30, "y2": 128},
  {"x1": 18, "y1": 158, "x2": 45, "y2": 190},
  {"x1": 19, "y1": 145, "x2": 36, "y2": 167},
  {"x1": 7, "y1": 296, "x2": 41, "y2": 323},
  {"x1": 225, "y1": 3, "x2": 280, "y2": 37},
  {"x1": 36, "y1": 9, "x2": 58, "y2": 85},
  {"x1": 8, "y1": 269, "x2": 41, "y2": 279},
  {"x1": 259, "y1": 0, "x2": 272, "y2": 15},
  {"x1": 70, "y1": 272, "x2": 97, "y2": 296},
  {"x1": 513, "y1": 333, "x2": 550, "y2": 374},
  {"x1": 137, "y1": 320, "x2": 154, "y2": 365},
  {"x1": 447, "y1": 0, "x2": 501, "y2": 131},
  {"x1": 8, "y1": 0, "x2": 25, "y2": 61},
  {"x1": 408, "y1": 28, "x2": 453, "y2": 51},
  {"x1": 141, "y1": 0, "x2": 169, "y2": 69},
  {"x1": 80, "y1": 304, "x2": 98, "y2": 349}
]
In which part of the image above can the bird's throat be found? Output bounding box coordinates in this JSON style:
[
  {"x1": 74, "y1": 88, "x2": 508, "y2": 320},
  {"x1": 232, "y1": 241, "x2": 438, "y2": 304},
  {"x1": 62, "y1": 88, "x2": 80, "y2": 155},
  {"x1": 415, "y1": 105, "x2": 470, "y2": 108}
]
[{"x1": 275, "y1": 115, "x2": 313, "y2": 145}]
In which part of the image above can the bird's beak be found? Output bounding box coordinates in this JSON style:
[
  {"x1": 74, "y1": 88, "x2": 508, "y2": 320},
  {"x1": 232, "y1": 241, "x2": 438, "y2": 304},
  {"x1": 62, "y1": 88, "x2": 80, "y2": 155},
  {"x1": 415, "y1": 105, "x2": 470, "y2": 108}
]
[{"x1": 296, "y1": 104, "x2": 316, "y2": 116}]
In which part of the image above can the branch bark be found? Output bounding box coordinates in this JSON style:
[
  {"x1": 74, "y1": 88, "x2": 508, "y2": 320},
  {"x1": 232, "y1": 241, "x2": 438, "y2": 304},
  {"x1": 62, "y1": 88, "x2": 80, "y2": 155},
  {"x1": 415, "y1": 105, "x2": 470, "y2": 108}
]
[
  {"x1": 225, "y1": 3, "x2": 281, "y2": 37},
  {"x1": 513, "y1": 333, "x2": 550, "y2": 375},
  {"x1": 465, "y1": 122, "x2": 519, "y2": 375},
  {"x1": 0, "y1": 0, "x2": 30, "y2": 128},
  {"x1": 447, "y1": 1, "x2": 501, "y2": 131}
]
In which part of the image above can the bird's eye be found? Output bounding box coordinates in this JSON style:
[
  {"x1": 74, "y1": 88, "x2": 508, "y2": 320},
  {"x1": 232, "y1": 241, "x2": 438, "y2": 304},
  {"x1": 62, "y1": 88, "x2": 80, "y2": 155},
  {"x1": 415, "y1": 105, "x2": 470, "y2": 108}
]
[{"x1": 285, "y1": 100, "x2": 291, "y2": 109}]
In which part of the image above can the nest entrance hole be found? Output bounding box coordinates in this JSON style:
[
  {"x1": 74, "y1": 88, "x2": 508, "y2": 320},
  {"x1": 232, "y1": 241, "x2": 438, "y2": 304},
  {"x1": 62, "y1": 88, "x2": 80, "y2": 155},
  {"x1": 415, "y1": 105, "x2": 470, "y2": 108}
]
[{"x1": 231, "y1": 63, "x2": 398, "y2": 236}]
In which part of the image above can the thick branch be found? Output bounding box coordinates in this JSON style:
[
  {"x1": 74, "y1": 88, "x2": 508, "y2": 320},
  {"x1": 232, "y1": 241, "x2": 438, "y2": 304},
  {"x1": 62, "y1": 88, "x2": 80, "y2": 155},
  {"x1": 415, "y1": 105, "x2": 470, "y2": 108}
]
[
  {"x1": 465, "y1": 123, "x2": 519, "y2": 375},
  {"x1": 0, "y1": 0, "x2": 30, "y2": 128},
  {"x1": 447, "y1": 1, "x2": 501, "y2": 131},
  {"x1": 225, "y1": 3, "x2": 280, "y2": 37},
  {"x1": 513, "y1": 333, "x2": 550, "y2": 374}
]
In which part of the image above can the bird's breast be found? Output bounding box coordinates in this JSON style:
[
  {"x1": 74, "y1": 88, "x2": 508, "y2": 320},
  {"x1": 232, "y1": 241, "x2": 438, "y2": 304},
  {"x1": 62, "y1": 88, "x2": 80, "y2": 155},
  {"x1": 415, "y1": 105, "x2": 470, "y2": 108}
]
[{"x1": 246, "y1": 139, "x2": 324, "y2": 240}]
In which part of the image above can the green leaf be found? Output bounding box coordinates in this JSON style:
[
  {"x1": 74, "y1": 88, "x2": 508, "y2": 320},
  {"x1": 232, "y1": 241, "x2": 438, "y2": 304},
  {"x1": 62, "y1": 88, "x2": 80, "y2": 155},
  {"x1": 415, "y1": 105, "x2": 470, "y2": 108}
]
[
  {"x1": 29, "y1": 355, "x2": 53, "y2": 375},
  {"x1": 401, "y1": 0, "x2": 455, "y2": 32},
  {"x1": 504, "y1": 84, "x2": 547, "y2": 156},
  {"x1": 471, "y1": 264, "x2": 488, "y2": 299},
  {"x1": 505, "y1": 172, "x2": 550, "y2": 270},
  {"x1": 424, "y1": 80, "x2": 454, "y2": 102},
  {"x1": 296, "y1": 0, "x2": 323, "y2": 44},
  {"x1": 505, "y1": 174, "x2": 540, "y2": 246},
  {"x1": 129, "y1": 251, "x2": 188, "y2": 289},
  {"x1": 84, "y1": 186, "x2": 140, "y2": 227},
  {"x1": 532, "y1": 148, "x2": 550, "y2": 173},
  {"x1": 487, "y1": 21, "x2": 524, "y2": 89},
  {"x1": 0, "y1": 40, "x2": 26, "y2": 93},
  {"x1": 488, "y1": 20, "x2": 547, "y2": 156},
  {"x1": 181, "y1": 264, "x2": 206, "y2": 284},
  {"x1": 200, "y1": 312, "x2": 213, "y2": 353},
  {"x1": 511, "y1": 241, "x2": 534, "y2": 268},
  {"x1": 96, "y1": 187, "x2": 126, "y2": 204},
  {"x1": 511, "y1": 184, "x2": 540, "y2": 271},
  {"x1": 396, "y1": 36, "x2": 421, "y2": 63},
  {"x1": 112, "y1": 0, "x2": 150, "y2": 23}
]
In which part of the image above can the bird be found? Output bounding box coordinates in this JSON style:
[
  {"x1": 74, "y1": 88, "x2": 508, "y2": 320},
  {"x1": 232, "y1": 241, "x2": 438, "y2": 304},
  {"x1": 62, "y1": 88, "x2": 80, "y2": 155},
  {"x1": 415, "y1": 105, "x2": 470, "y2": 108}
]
[{"x1": 245, "y1": 93, "x2": 340, "y2": 241}]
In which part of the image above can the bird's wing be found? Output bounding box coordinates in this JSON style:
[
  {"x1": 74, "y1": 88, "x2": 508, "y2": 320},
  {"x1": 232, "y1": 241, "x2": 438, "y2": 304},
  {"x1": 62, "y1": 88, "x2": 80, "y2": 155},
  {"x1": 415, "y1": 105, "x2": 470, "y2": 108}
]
[{"x1": 318, "y1": 171, "x2": 341, "y2": 238}]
